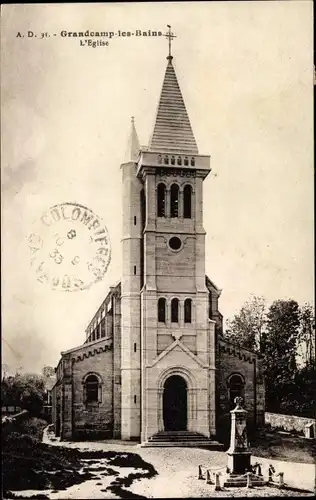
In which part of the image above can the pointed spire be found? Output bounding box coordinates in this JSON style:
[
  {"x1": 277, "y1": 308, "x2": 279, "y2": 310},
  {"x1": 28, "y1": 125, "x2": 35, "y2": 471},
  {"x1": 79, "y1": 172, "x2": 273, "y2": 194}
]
[
  {"x1": 149, "y1": 57, "x2": 198, "y2": 154},
  {"x1": 125, "y1": 116, "x2": 140, "y2": 162}
]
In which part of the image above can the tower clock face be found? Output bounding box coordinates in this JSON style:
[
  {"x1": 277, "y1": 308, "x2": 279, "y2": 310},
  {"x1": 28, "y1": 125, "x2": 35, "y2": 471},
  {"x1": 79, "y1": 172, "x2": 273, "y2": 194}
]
[{"x1": 169, "y1": 236, "x2": 182, "y2": 251}]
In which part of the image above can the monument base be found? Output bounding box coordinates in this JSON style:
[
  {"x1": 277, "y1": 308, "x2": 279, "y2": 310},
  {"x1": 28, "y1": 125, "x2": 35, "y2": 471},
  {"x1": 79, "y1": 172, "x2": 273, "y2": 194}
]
[
  {"x1": 223, "y1": 472, "x2": 267, "y2": 488},
  {"x1": 227, "y1": 450, "x2": 251, "y2": 475}
]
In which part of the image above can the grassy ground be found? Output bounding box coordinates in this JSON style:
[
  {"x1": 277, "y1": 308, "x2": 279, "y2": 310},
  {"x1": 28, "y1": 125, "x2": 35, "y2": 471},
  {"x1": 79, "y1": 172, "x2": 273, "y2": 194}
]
[
  {"x1": 249, "y1": 430, "x2": 316, "y2": 464},
  {"x1": 2, "y1": 420, "x2": 157, "y2": 499}
]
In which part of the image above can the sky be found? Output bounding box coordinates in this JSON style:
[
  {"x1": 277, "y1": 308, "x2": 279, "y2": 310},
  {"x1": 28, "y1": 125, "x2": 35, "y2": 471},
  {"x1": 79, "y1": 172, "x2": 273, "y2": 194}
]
[{"x1": 1, "y1": 1, "x2": 314, "y2": 375}]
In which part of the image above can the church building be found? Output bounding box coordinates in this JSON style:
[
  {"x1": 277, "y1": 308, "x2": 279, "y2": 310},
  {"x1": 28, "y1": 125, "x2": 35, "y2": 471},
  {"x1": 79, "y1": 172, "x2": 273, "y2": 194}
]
[{"x1": 52, "y1": 44, "x2": 264, "y2": 445}]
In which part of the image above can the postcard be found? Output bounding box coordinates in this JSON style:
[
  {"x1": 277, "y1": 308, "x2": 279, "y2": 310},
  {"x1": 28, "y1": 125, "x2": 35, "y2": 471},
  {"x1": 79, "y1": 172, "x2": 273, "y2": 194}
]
[{"x1": 1, "y1": 2, "x2": 314, "y2": 498}]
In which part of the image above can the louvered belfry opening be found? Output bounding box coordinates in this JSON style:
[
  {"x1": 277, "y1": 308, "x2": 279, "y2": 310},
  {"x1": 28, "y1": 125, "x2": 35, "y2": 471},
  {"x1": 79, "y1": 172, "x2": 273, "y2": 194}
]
[{"x1": 149, "y1": 58, "x2": 198, "y2": 154}]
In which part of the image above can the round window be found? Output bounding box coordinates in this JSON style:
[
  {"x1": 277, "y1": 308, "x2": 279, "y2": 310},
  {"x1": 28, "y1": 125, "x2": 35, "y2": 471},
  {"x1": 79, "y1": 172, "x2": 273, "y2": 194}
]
[{"x1": 169, "y1": 237, "x2": 182, "y2": 251}]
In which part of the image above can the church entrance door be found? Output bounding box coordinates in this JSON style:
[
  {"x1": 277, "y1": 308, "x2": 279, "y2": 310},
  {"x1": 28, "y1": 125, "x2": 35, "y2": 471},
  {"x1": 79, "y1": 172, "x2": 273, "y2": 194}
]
[{"x1": 163, "y1": 375, "x2": 187, "y2": 431}]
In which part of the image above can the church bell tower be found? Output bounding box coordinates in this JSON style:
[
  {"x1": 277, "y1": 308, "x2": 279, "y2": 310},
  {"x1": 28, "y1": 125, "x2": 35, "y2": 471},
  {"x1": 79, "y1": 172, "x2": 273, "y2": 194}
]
[{"x1": 121, "y1": 29, "x2": 214, "y2": 442}]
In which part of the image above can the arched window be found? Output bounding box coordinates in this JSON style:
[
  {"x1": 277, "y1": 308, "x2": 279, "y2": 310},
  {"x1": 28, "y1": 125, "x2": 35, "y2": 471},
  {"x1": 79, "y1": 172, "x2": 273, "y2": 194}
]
[
  {"x1": 228, "y1": 374, "x2": 244, "y2": 408},
  {"x1": 171, "y1": 156, "x2": 175, "y2": 165},
  {"x1": 85, "y1": 374, "x2": 99, "y2": 402},
  {"x1": 183, "y1": 185, "x2": 192, "y2": 219},
  {"x1": 158, "y1": 298, "x2": 166, "y2": 323},
  {"x1": 184, "y1": 157, "x2": 189, "y2": 166},
  {"x1": 164, "y1": 155, "x2": 169, "y2": 165},
  {"x1": 157, "y1": 155, "x2": 162, "y2": 164},
  {"x1": 170, "y1": 184, "x2": 179, "y2": 218},
  {"x1": 171, "y1": 298, "x2": 179, "y2": 323},
  {"x1": 177, "y1": 156, "x2": 182, "y2": 166},
  {"x1": 191, "y1": 157, "x2": 195, "y2": 166},
  {"x1": 184, "y1": 298, "x2": 192, "y2": 323},
  {"x1": 157, "y1": 183, "x2": 166, "y2": 217}
]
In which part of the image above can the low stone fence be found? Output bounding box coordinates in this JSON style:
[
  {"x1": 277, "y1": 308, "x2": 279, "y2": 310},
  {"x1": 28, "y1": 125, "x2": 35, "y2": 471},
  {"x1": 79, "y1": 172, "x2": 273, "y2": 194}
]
[{"x1": 265, "y1": 412, "x2": 315, "y2": 436}]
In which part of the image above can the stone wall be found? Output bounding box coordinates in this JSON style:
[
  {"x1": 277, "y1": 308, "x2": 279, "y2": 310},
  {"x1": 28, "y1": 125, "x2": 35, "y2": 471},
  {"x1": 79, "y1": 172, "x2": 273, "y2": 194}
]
[
  {"x1": 52, "y1": 336, "x2": 117, "y2": 441},
  {"x1": 112, "y1": 290, "x2": 122, "y2": 438},
  {"x1": 71, "y1": 338, "x2": 114, "y2": 440},
  {"x1": 216, "y1": 338, "x2": 264, "y2": 443},
  {"x1": 51, "y1": 370, "x2": 61, "y2": 437},
  {"x1": 265, "y1": 412, "x2": 316, "y2": 435}
]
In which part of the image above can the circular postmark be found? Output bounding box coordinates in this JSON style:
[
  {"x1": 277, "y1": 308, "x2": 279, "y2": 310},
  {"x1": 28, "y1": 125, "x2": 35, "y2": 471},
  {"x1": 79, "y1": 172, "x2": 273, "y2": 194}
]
[{"x1": 27, "y1": 202, "x2": 111, "y2": 291}]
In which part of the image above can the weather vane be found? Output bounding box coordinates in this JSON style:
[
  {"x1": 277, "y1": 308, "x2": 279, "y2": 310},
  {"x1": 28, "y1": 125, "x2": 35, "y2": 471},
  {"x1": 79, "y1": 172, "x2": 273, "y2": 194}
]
[{"x1": 165, "y1": 25, "x2": 177, "y2": 60}]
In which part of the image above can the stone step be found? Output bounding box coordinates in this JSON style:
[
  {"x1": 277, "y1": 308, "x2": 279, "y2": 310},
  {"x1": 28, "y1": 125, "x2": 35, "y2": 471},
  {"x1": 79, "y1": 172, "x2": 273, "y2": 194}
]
[
  {"x1": 149, "y1": 437, "x2": 213, "y2": 442},
  {"x1": 144, "y1": 431, "x2": 224, "y2": 449},
  {"x1": 148, "y1": 432, "x2": 217, "y2": 442},
  {"x1": 149, "y1": 435, "x2": 208, "y2": 438},
  {"x1": 142, "y1": 440, "x2": 224, "y2": 449},
  {"x1": 155, "y1": 430, "x2": 201, "y2": 433},
  {"x1": 154, "y1": 431, "x2": 205, "y2": 434}
]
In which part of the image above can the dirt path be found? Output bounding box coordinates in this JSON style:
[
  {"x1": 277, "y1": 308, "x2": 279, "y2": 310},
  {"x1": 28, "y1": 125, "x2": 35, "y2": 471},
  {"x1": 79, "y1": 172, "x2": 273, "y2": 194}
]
[
  {"x1": 9, "y1": 428, "x2": 315, "y2": 499},
  {"x1": 42, "y1": 428, "x2": 315, "y2": 494}
]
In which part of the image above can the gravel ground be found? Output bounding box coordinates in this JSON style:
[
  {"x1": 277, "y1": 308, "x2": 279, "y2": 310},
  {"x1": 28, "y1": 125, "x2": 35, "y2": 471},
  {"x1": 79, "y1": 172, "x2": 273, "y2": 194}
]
[
  {"x1": 10, "y1": 428, "x2": 312, "y2": 499},
  {"x1": 127, "y1": 447, "x2": 314, "y2": 498}
]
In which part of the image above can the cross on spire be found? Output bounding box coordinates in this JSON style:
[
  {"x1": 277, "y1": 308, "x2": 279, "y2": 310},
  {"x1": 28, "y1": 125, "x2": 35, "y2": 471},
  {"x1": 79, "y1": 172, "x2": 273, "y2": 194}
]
[{"x1": 165, "y1": 25, "x2": 176, "y2": 60}]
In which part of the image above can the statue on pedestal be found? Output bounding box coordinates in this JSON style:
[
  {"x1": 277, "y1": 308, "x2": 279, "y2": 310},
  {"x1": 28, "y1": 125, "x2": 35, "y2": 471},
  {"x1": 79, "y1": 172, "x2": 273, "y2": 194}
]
[
  {"x1": 226, "y1": 396, "x2": 251, "y2": 474},
  {"x1": 223, "y1": 397, "x2": 266, "y2": 487}
]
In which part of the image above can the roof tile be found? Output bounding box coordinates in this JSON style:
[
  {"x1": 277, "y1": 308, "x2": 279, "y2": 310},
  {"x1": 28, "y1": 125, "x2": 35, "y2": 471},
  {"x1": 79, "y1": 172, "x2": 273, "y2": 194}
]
[{"x1": 149, "y1": 59, "x2": 198, "y2": 154}]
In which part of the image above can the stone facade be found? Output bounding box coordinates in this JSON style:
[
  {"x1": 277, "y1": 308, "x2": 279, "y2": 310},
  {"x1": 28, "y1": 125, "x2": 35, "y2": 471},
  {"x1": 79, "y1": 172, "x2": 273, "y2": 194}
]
[
  {"x1": 52, "y1": 280, "x2": 264, "y2": 441},
  {"x1": 52, "y1": 285, "x2": 121, "y2": 441},
  {"x1": 52, "y1": 52, "x2": 265, "y2": 443},
  {"x1": 216, "y1": 338, "x2": 265, "y2": 443}
]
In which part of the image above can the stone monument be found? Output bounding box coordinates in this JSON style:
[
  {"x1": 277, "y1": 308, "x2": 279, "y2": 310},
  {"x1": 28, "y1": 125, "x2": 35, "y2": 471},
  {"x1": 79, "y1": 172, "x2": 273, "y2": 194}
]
[
  {"x1": 223, "y1": 397, "x2": 266, "y2": 487},
  {"x1": 227, "y1": 396, "x2": 251, "y2": 474}
]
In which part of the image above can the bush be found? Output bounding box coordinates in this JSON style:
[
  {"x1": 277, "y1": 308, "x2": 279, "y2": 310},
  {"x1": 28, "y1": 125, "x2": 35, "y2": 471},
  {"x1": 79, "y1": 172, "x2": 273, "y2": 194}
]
[
  {"x1": 19, "y1": 418, "x2": 47, "y2": 440},
  {"x1": 2, "y1": 430, "x2": 86, "y2": 493},
  {"x1": 2, "y1": 417, "x2": 48, "y2": 445}
]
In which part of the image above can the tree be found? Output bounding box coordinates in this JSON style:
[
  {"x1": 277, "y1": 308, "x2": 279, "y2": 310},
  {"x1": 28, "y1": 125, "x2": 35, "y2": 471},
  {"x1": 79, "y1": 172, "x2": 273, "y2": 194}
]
[
  {"x1": 224, "y1": 297, "x2": 314, "y2": 416},
  {"x1": 2, "y1": 363, "x2": 9, "y2": 378},
  {"x1": 262, "y1": 299, "x2": 301, "y2": 412},
  {"x1": 224, "y1": 295, "x2": 267, "y2": 351},
  {"x1": 1, "y1": 376, "x2": 20, "y2": 407},
  {"x1": 2, "y1": 372, "x2": 46, "y2": 416},
  {"x1": 297, "y1": 303, "x2": 315, "y2": 367},
  {"x1": 292, "y1": 364, "x2": 316, "y2": 417},
  {"x1": 42, "y1": 366, "x2": 55, "y2": 379}
]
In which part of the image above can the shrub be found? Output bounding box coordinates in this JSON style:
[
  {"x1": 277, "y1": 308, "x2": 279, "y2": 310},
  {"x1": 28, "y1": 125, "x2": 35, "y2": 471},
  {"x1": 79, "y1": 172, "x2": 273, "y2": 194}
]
[{"x1": 19, "y1": 418, "x2": 47, "y2": 440}]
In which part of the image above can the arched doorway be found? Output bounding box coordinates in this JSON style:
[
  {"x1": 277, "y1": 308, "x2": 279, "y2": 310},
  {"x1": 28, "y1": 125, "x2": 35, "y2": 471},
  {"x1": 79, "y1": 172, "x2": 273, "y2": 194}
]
[{"x1": 163, "y1": 375, "x2": 187, "y2": 431}]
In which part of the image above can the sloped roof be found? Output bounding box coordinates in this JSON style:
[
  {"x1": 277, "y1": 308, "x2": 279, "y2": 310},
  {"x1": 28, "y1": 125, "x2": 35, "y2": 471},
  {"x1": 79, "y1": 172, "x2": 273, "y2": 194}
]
[
  {"x1": 149, "y1": 57, "x2": 198, "y2": 154},
  {"x1": 85, "y1": 281, "x2": 121, "y2": 334},
  {"x1": 124, "y1": 117, "x2": 140, "y2": 162},
  {"x1": 205, "y1": 275, "x2": 222, "y2": 295}
]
